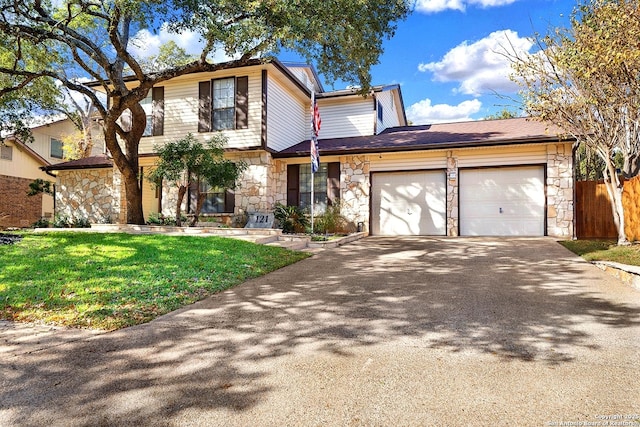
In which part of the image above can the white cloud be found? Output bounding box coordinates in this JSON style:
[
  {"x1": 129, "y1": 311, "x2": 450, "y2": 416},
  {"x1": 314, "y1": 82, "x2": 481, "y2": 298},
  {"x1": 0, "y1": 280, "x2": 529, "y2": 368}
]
[
  {"x1": 406, "y1": 98, "x2": 482, "y2": 124},
  {"x1": 129, "y1": 24, "x2": 207, "y2": 59},
  {"x1": 129, "y1": 24, "x2": 242, "y2": 64},
  {"x1": 418, "y1": 30, "x2": 533, "y2": 96},
  {"x1": 414, "y1": 0, "x2": 517, "y2": 13}
]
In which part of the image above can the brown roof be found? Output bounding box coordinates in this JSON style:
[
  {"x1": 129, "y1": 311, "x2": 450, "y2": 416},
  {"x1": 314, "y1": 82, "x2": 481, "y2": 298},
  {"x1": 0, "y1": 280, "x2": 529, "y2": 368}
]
[
  {"x1": 42, "y1": 155, "x2": 113, "y2": 171},
  {"x1": 274, "y1": 117, "x2": 572, "y2": 157}
]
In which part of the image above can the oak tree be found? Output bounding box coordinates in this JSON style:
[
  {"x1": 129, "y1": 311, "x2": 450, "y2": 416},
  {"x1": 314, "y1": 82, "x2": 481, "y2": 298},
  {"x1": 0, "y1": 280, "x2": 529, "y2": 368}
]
[{"x1": 0, "y1": 0, "x2": 410, "y2": 224}]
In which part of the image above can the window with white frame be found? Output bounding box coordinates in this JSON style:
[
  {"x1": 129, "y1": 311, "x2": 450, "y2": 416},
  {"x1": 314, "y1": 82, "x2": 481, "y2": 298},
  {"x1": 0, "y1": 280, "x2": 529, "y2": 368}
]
[{"x1": 212, "y1": 77, "x2": 236, "y2": 130}]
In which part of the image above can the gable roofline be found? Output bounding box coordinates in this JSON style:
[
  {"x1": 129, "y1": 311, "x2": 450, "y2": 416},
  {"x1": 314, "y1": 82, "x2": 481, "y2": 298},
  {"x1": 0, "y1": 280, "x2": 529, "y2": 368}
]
[
  {"x1": 278, "y1": 61, "x2": 325, "y2": 93},
  {"x1": 273, "y1": 117, "x2": 574, "y2": 158},
  {"x1": 41, "y1": 154, "x2": 113, "y2": 172},
  {"x1": 84, "y1": 57, "x2": 315, "y2": 97},
  {"x1": 3, "y1": 137, "x2": 51, "y2": 167}
]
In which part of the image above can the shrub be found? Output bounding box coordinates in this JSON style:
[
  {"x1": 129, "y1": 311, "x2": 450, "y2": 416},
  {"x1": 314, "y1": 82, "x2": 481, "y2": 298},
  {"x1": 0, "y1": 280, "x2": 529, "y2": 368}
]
[
  {"x1": 274, "y1": 203, "x2": 309, "y2": 233},
  {"x1": 53, "y1": 214, "x2": 70, "y2": 228},
  {"x1": 314, "y1": 202, "x2": 349, "y2": 234},
  {"x1": 32, "y1": 217, "x2": 50, "y2": 228},
  {"x1": 72, "y1": 217, "x2": 91, "y2": 228}
]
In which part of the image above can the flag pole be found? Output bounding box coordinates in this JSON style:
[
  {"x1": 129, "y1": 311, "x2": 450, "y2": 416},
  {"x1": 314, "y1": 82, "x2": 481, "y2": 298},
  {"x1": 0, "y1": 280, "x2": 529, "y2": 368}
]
[{"x1": 310, "y1": 91, "x2": 315, "y2": 234}]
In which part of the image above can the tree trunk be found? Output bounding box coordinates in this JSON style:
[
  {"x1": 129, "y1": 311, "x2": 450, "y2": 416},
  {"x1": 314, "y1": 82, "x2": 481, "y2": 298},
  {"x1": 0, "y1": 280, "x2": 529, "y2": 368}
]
[
  {"x1": 190, "y1": 192, "x2": 207, "y2": 226},
  {"x1": 602, "y1": 158, "x2": 629, "y2": 245},
  {"x1": 102, "y1": 103, "x2": 146, "y2": 225},
  {"x1": 176, "y1": 185, "x2": 187, "y2": 227}
]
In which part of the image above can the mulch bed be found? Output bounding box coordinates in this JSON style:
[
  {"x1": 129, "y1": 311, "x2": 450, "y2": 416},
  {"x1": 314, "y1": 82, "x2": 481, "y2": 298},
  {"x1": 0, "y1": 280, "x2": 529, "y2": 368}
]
[{"x1": 0, "y1": 233, "x2": 22, "y2": 245}]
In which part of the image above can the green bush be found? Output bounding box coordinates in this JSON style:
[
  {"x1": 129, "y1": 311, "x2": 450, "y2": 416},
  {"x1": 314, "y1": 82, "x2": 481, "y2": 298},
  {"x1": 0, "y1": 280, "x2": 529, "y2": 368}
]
[
  {"x1": 72, "y1": 217, "x2": 91, "y2": 228},
  {"x1": 314, "y1": 202, "x2": 349, "y2": 234},
  {"x1": 274, "y1": 203, "x2": 309, "y2": 234},
  {"x1": 32, "y1": 217, "x2": 50, "y2": 228},
  {"x1": 53, "y1": 214, "x2": 70, "y2": 228}
]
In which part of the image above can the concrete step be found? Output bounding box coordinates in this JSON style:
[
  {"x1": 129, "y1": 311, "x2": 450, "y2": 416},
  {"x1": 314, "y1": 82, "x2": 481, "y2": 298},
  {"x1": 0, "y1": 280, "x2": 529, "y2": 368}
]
[{"x1": 265, "y1": 235, "x2": 311, "y2": 251}]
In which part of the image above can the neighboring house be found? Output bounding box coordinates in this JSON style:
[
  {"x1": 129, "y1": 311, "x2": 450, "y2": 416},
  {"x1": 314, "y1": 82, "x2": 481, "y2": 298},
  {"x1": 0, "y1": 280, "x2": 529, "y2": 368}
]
[
  {"x1": 43, "y1": 58, "x2": 575, "y2": 237},
  {"x1": 0, "y1": 117, "x2": 105, "y2": 228},
  {"x1": 0, "y1": 138, "x2": 52, "y2": 228}
]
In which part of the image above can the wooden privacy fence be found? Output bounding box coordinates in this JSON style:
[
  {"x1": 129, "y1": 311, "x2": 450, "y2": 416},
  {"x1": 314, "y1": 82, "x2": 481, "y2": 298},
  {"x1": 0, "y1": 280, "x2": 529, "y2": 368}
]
[{"x1": 575, "y1": 176, "x2": 640, "y2": 240}]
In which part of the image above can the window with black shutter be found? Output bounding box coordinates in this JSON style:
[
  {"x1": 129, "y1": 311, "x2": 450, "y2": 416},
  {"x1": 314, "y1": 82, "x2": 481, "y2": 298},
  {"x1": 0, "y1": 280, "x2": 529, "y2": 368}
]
[{"x1": 198, "y1": 76, "x2": 249, "y2": 132}]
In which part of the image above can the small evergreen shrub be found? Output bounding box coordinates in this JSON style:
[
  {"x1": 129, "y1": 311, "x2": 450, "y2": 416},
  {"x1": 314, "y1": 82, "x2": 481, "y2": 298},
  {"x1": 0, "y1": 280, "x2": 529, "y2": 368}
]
[{"x1": 274, "y1": 203, "x2": 309, "y2": 233}]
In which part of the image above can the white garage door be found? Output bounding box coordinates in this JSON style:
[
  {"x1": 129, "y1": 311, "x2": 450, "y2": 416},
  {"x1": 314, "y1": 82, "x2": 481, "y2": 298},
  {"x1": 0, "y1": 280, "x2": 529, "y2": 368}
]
[
  {"x1": 459, "y1": 166, "x2": 545, "y2": 236},
  {"x1": 371, "y1": 171, "x2": 446, "y2": 236}
]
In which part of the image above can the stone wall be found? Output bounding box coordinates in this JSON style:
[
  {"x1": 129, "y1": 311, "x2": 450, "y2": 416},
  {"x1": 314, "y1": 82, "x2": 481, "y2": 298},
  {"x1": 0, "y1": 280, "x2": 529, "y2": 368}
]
[
  {"x1": 340, "y1": 155, "x2": 370, "y2": 232},
  {"x1": 235, "y1": 151, "x2": 275, "y2": 215},
  {"x1": 56, "y1": 168, "x2": 118, "y2": 223},
  {"x1": 446, "y1": 153, "x2": 459, "y2": 237},
  {"x1": 0, "y1": 174, "x2": 43, "y2": 228},
  {"x1": 547, "y1": 144, "x2": 574, "y2": 238}
]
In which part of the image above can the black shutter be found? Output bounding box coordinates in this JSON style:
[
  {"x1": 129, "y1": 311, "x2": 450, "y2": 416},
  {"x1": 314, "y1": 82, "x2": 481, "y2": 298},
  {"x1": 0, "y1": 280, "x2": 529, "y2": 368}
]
[
  {"x1": 235, "y1": 76, "x2": 249, "y2": 129},
  {"x1": 224, "y1": 189, "x2": 235, "y2": 213},
  {"x1": 152, "y1": 87, "x2": 164, "y2": 136},
  {"x1": 327, "y1": 162, "x2": 341, "y2": 205},
  {"x1": 198, "y1": 81, "x2": 211, "y2": 132},
  {"x1": 287, "y1": 164, "x2": 300, "y2": 206}
]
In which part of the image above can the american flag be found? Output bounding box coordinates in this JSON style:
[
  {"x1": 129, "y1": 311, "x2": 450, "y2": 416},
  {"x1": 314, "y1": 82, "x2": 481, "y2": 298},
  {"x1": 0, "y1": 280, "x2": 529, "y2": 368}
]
[{"x1": 311, "y1": 95, "x2": 321, "y2": 173}]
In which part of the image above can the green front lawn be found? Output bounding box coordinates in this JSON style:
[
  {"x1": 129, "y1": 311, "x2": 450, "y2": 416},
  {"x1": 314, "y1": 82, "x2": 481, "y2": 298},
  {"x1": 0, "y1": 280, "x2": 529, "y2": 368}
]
[
  {"x1": 560, "y1": 239, "x2": 640, "y2": 266},
  {"x1": 0, "y1": 232, "x2": 309, "y2": 330}
]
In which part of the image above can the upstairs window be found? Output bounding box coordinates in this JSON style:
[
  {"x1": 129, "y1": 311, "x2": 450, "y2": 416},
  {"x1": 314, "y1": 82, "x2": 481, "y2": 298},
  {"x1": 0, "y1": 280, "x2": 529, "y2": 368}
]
[
  {"x1": 0, "y1": 145, "x2": 12, "y2": 161},
  {"x1": 50, "y1": 138, "x2": 64, "y2": 159},
  {"x1": 198, "y1": 76, "x2": 249, "y2": 132},
  {"x1": 118, "y1": 87, "x2": 164, "y2": 137},
  {"x1": 142, "y1": 87, "x2": 164, "y2": 137}
]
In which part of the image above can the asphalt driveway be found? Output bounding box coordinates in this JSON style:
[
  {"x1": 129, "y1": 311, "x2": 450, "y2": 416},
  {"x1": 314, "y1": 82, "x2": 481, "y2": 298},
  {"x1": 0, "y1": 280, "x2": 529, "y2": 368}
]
[{"x1": 1, "y1": 237, "x2": 639, "y2": 426}]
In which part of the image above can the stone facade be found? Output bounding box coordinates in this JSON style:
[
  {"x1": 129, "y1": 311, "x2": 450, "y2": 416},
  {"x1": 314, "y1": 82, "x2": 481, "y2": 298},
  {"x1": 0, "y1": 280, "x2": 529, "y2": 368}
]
[
  {"x1": 445, "y1": 153, "x2": 459, "y2": 237},
  {"x1": 546, "y1": 144, "x2": 574, "y2": 238},
  {"x1": 0, "y1": 174, "x2": 43, "y2": 228},
  {"x1": 56, "y1": 168, "x2": 119, "y2": 223},
  {"x1": 340, "y1": 155, "x2": 370, "y2": 232}
]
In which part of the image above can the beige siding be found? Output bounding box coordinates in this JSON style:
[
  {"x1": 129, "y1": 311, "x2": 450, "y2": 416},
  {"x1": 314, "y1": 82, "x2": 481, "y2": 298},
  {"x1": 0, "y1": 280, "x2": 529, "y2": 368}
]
[
  {"x1": 29, "y1": 120, "x2": 77, "y2": 163},
  {"x1": 283, "y1": 66, "x2": 319, "y2": 92},
  {"x1": 370, "y1": 151, "x2": 448, "y2": 172},
  {"x1": 455, "y1": 145, "x2": 548, "y2": 167},
  {"x1": 316, "y1": 97, "x2": 375, "y2": 139},
  {"x1": 266, "y1": 77, "x2": 307, "y2": 152},
  {"x1": 0, "y1": 140, "x2": 50, "y2": 181},
  {"x1": 0, "y1": 140, "x2": 55, "y2": 218},
  {"x1": 375, "y1": 90, "x2": 401, "y2": 133},
  {"x1": 138, "y1": 69, "x2": 264, "y2": 154}
]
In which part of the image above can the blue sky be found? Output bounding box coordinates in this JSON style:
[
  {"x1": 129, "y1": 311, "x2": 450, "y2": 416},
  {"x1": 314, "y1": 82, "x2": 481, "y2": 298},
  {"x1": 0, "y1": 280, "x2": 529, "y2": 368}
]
[{"x1": 131, "y1": 0, "x2": 576, "y2": 125}]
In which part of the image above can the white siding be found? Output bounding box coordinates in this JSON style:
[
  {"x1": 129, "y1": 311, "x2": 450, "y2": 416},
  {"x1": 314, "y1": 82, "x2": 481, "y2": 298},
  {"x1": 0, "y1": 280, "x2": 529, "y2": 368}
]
[
  {"x1": 283, "y1": 66, "x2": 319, "y2": 92},
  {"x1": 316, "y1": 97, "x2": 374, "y2": 139},
  {"x1": 375, "y1": 90, "x2": 401, "y2": 134},
  {"x1": 138, "y1": 69, "x2": 263, "y2": 154},
  {"x1": 266, "y1": 77, "x2": 307, "y2": 152}
]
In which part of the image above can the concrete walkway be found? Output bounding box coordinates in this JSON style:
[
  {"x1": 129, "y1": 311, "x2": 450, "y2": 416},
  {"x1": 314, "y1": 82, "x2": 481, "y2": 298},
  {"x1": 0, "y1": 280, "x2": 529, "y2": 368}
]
[{"x1": 1, "y1": 237, "x2": 639, "y2": 426}]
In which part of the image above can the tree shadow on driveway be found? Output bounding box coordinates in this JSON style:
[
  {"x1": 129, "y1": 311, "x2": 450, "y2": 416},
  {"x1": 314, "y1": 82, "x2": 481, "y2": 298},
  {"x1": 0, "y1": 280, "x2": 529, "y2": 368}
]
[{"x1": 1, "y1": 237, "x2": 638, "y2": 425}]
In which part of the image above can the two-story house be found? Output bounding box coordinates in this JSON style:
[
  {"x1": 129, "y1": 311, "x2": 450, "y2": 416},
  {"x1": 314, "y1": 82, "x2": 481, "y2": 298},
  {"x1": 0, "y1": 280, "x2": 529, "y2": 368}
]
[
  {"x1": 44, "y1": 58, "x2": 575, "y2": 237},
  {"x1": 0, "y1": 117, "x2": 102, "y2": 228}
]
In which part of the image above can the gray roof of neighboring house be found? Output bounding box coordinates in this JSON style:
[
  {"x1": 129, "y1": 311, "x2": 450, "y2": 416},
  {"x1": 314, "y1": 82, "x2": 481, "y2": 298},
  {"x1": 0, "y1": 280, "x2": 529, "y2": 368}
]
[
  {"x1": 41, "y1": 155, "x2": 113, "y2": 171},
  {"x1": 273, "y1": 117, "x2": 573, "y2": 157}
]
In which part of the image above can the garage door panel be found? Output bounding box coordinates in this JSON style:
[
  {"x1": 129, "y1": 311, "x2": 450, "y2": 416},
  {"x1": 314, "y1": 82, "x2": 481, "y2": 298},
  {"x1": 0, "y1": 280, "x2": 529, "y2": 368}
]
[
  {"x1": 372, "y1": 171, "x2": 446, "y2": 236},
  {"x1": 460, "y1": 166, "x2": 545, "y2": 236}
]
